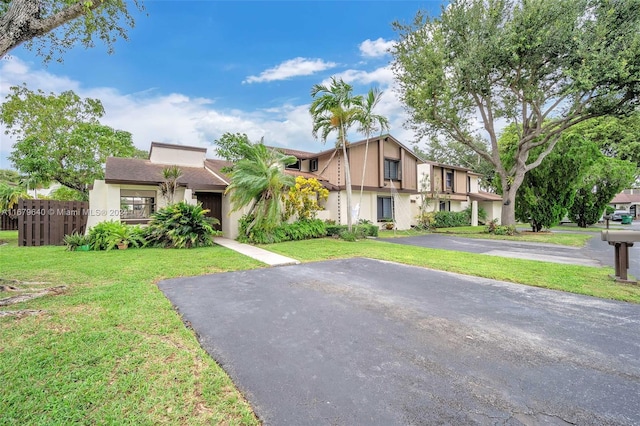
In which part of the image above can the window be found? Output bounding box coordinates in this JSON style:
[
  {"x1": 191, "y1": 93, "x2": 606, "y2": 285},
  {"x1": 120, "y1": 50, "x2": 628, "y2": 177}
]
[
  {"x1": 310, "y1": 158, "x2": 318, "y2": 172},
  {"x1": 286, "y1": 159, "x2": 301, "y2": 170},
  {"x1": 445, "y1": 171, "x2": 453, "y2": 190},
  {"x1": 384, "y1": 159, "x2": 400, "y2": 180},
  {"x1": 467, "y1": 176, "x2": 471, "y2": 193},
  {"x1": 120, "y1": 190, "x2": 156, "y2": 220},
  {"x1": 377, "y1": 196, "x2": 394, "y2": 221},
  {"x1": 439, "y1": 201, "x2": 449, "y2": 212}
]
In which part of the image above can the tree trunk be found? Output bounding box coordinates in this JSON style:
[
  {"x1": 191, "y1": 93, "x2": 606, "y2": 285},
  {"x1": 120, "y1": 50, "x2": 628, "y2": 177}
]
[
  {"x1": 0, "y1": 0, "x2": 106, "y2": 59},
  {"x1": 500, "y1": 187, "x2": 517, "y2": 226},
  {"x1": 342, "y1": 141, "x2": 353, "y2": 232}
]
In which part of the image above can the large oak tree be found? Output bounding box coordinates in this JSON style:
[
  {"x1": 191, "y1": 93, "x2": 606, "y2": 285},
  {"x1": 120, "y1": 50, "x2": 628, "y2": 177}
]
[
  {"x1": 0, "y1": 0, "x2": 143, "y2": 62},
  {"x1": 392, "y1": 0, "x2": 640, "y2": 225}
]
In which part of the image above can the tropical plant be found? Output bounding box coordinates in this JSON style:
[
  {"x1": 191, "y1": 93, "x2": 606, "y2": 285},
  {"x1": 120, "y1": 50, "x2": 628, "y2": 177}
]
[
  {"x1": 310, "y1": 77, "x2": 363, "y2": 232},
  {"x1": 146, "y1": 202, "x2": 219, "y2": 249},
  {"x1": 283, "y1": 176, "x2": 329, "y2": 220},
  {"x1": 226, "y1": 142, "x2": 296, "y2": 236},
  {"x1": 159, "y1": 165, "x2": 182, "y2": 205},
  {"x1": 355, "y1": 88, "x2": 389, "y2": 220},
  {"x1": 63, "y1": 232, "x2": 91, "y2": 251},
  {"x1": 88, "y1": 220, "x2": 129, "y2": 251},
  {"x1": 0, "y1": 182, "x2": 29, "y2": 212}
]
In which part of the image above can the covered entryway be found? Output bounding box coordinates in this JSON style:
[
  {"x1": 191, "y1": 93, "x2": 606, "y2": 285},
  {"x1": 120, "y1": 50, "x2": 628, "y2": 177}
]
[{"x1": 195, "y1": 192, "x2": 222, "y2": 231}]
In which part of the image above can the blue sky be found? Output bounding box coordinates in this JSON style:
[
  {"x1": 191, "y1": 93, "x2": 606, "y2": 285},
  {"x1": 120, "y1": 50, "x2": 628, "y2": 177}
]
[{"x1": 1, "y1": 1, "x2": 446, "y2": 168}]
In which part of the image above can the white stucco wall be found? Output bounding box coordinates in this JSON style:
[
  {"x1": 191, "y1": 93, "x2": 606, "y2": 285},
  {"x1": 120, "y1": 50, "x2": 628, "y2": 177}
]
[
  {"x1": 481, "y1": 201, "x2": 502, "y2": 223},
  {"x1": 329, "y1": 190, "x2": 414, "y2": 230},
  {"x1": 149, "y1": 146, "x2": 205, "y2": 167},
  {"x1": 87, "y1": 180, "x2": 122, "y2": 231},
  {"x1": 88, "y1": 181, "x2": 198, "y2": 231}
]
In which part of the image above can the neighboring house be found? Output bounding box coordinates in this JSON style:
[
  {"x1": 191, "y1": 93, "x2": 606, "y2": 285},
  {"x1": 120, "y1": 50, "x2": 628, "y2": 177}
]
[
  {"x1": 610, "y1": 189, "x2": 640, "y2": 219},
  {"x1": 89, "y1": 142, "x2": 245, "y2": 238},
  {"x1": 89, "y1": 135, "x2": 501, "y2": 238},
  {"x1": 411, "y1": 161, "x2": 503, "y2": 224}
]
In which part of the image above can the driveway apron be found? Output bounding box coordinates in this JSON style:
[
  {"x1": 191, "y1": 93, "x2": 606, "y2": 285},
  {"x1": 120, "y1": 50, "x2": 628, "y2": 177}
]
[{"x1": 159, "y1": 258, "x2": 640, "y2": 425}]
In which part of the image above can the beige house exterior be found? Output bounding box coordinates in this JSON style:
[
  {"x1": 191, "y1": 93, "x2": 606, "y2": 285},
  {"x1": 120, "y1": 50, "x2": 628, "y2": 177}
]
[
  {"x1": 411, "y1": 161, "x2": 503, "y2": 224},
  {"x1": 289, "y1": 135, "x2": 420, "y2": 230},
  {"x1": 89, "y1": 134, "x2": 502, "y2": 238},
  {"x1": 89, "y1": 142, "x2": 247, "y2": 239}
]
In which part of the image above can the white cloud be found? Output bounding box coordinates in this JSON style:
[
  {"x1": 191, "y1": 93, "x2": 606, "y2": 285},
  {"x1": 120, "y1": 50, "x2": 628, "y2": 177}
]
[
  {"x1": 325, "y1": 66, "x2": 396, "y2": 87},
  {"x1": 359, "y1": 38, "x2": 395, "y2": 58},
  {"x1": 244, "y1": 57, "x2": 337, "y2": 84},
  {"x1": 0, "y1": 56, "x2": 419, "y2": 170}
]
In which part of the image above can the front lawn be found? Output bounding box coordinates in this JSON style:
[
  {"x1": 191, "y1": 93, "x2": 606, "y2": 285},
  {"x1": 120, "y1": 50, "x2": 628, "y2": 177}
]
[
  {"x1": 430, "y1": 226, "x2": 593, "y2": 247},
  {"x1": 0, "y1": 231, "x2": 261, "y2": 425},
  {"x1": 267, "y1": 238, "x2": 640, "y2": 303}
]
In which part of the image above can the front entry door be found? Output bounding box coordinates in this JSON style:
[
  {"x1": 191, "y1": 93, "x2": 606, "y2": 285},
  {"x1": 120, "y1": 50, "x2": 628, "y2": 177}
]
[{"x1": 195, "y1": 192, "x2": 222, "y2": 231}]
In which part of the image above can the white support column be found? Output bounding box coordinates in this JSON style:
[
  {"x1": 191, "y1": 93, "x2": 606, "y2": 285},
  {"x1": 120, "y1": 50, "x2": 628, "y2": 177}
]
[{"x1": 471, "y1": 200, "x2": 478, "y2": 226}]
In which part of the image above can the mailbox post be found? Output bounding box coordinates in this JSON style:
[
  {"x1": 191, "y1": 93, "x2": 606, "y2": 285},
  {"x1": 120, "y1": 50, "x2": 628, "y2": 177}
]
[{"x1": 601, "y1": 230, "x2": 640, "y2": 283}]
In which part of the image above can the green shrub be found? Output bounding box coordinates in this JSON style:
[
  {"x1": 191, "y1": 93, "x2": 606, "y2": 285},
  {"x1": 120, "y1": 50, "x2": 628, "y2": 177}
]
[
  {"x1": 326, "y1": 224, "x2": 378, "y2": 238},
  {"x1": 238, "y1": 216, "x2": 327, "y2": 244},
  {"x1": 432, "y1": 211, "x2": 470, "y2": 228},
  {"x1": 88, "y1": 220, "x2": 128, "y2": 251},
  {"x1": 87, "y1": 221, "x2": 147, "y2": 250},
  {"x1": 281, "y1": 219, "x2": 327, "y2": 241},
  {"x1": 146, "y1": 202, "x2": 220, "y2": 248},
  {"x1": 484, "y1": 219, "x2": 516, "y2": 236},
  {"x1": 493, "y1": 225, "x2": 517, "y2": 236},
  {"x1": 63, "y1": 232, "x2": 91, "y2": 251},
  {"x1": 339, "y1": 230, "x2": 357, "y2": 242},
  {"x1": 462, "y1": 205, "x2": 488, "y2": 224}
]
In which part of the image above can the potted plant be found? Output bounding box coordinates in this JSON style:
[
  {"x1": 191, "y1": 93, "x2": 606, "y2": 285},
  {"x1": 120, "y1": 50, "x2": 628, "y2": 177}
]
[{"x1": 63, "y1": 232, "x2": 91, "y2": 251}]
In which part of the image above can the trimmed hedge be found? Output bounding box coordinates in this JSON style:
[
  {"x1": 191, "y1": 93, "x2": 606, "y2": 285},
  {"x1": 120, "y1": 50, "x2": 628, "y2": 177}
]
[
  {"x1": 238, "y1": 217, "x2": 327, "y2": 244},
  {"x1": 432, "y1": 211, "x2": 470, "y2": 228},
  {"x1": 326, "y1": 224, "x2": 378, "y2": 238}
]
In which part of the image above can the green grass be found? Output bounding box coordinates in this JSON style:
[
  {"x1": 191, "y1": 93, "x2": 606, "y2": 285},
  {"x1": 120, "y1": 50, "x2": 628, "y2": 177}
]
[
  {"x1": 3, "y1": 226, "x2": 638, "y2": 424},
  {"x1": 0, "y1": 231, "x2": 261, "y2": 425},
  {"x1": 266, "y1": 238, "x2": 640, "y2": 303},
  {"x1": 380, "y1": 226, "x2": 593, "y2": 247}
]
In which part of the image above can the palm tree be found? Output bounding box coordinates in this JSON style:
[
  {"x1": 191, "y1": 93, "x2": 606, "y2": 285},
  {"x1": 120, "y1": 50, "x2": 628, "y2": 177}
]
[
  {"x1": 159, "y1": 165, "x2": 183, "y2": 205},
  {"x1": 354, "y1": 88, "x2": 389, "y2": 221},
  {"x1": 226, "y1": 142, "x2": 296, "y2": 234},
  {"x1": 310, "y1": 77, "x2": 364, "y2": 232}
]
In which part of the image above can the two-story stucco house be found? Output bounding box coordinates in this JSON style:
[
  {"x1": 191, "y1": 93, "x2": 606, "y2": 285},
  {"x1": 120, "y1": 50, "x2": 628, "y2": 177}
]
[
  {"x1": 89, "y1": 134, "x2": 502, "y2": 238},
  {"x1": 411, "y1": 161, "x2": 503, "y2": 224}
]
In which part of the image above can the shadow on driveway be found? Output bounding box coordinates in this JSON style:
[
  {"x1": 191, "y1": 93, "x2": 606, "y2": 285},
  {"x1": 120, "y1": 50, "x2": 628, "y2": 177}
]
[{"x1": 159, "y1": 258, "x2": 640, "y2": 425}]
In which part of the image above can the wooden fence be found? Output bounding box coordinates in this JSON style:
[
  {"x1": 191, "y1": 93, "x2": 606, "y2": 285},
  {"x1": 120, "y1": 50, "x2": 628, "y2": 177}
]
[
  {"x1": 18, "y1": 199, "x2": 89, "y2": 247},
  {"x1": 1, "y1": 213, "x2": 18, "y2": 230}
]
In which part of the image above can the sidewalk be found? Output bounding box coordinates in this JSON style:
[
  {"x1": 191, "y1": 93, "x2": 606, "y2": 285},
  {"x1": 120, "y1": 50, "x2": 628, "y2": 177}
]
[{"x1": 214, "y1": 237, "x2": 299, "y2": 266}]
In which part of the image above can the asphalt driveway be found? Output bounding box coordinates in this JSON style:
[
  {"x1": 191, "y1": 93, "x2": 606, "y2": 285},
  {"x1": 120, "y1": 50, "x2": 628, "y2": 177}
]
[{"x1": 159, "y1": 258, "x2": 640, "y2": 425}]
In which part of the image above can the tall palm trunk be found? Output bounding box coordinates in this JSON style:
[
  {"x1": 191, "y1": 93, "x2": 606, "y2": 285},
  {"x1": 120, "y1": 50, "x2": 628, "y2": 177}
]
[{"x1": 357, "y1": 136, "x2": 371, "y2": 221}]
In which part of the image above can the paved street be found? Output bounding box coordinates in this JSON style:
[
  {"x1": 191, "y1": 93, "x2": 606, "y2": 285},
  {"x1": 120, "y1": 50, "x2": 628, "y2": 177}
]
[
  {"x1": 159, "y1": 258, "x2": 640, "y2": 425},
  {"x1": 380, "y1": 228, "x2": 639, "y2": 280}
]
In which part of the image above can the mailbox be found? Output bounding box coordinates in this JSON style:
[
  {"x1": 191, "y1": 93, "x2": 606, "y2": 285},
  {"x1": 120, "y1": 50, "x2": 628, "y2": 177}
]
[{"x1": 601, "y1": 230, "x2": 640, "y2": 283}]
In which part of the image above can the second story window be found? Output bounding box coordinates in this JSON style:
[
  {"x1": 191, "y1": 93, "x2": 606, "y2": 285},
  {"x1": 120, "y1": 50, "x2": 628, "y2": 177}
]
[
  {"x1": 286, "y1": 159, "x2": 301, "y2": 170},
  {"x1": 310, "y1": 158, "x2": 318, "y2": 172},
  {"x1": 445, "y1": 171, "x2": 453, "y2": 190},
  {"x1": 384, "y1": 159, "x2": 400, "y2": 180}
]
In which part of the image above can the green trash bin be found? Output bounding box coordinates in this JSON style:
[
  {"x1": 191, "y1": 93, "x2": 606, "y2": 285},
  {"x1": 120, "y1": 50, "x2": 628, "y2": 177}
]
[{"x1": 621, "y1": 215, "x2": 633, "y2": 224}]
